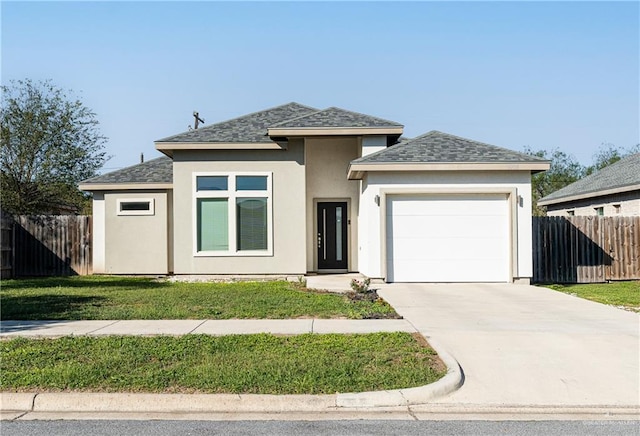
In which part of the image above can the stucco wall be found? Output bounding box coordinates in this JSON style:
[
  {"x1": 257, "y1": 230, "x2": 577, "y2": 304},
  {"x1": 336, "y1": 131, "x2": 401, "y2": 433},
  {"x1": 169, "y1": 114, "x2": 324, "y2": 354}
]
[
  {"x1": 103, "y1": 190, "x2": 170, "y2": 274},
  {"x1": 304, "y1": 137, "x2": 360, "y2": 271},
  {"x1": 546, "y1": 191, "x2": 640, "y2": 216},
  {"x1": 92, "y1": 192, "x2": 105, "y2": 273},
  {"x1": 171, "y1": 141, "x2": 306, "y2": 274},
  {"x1": 357, "y1": 170, "x2": 534, "y2": 281}
]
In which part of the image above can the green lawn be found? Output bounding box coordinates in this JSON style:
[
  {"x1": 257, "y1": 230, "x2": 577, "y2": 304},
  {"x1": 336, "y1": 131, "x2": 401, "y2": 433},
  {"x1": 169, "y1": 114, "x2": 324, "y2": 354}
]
[
  {"x1": 0, "y1": 276, "x2": 398, "y2": 320},
  {"x1": 543, "y1": 281, "x2": 640, "y2": 311},
  {"x1": 0, "y1": 333, "x2": 445, "y2": 394}
]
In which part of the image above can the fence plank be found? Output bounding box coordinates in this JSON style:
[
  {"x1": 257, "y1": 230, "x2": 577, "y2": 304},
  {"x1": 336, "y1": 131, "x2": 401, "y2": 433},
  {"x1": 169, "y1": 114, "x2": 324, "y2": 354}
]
[
  {"x1": 533, "y1": 216, "x2": 640, "y2": 283},
  {"x1": 9, "y1": 215, "x2": 92, "y2": 277}
]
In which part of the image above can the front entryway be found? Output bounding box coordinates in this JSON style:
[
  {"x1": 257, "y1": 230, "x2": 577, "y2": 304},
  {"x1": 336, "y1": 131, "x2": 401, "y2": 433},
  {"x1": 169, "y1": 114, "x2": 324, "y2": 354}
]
[{"x1": 317, "y1": 202, "x2": 348, "y2": 270}]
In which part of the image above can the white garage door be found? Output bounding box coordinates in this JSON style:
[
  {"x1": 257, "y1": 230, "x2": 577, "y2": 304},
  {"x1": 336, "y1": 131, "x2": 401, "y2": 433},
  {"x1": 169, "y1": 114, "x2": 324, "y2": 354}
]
[{"x1": 386, "y1": 194, "x2": 510, "y2": 282}]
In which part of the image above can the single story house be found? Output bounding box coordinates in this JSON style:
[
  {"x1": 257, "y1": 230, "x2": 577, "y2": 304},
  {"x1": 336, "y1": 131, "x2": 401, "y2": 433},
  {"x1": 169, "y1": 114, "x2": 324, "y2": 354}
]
[
  {"x1": 539, "y1": 153, "x2": 640, "y2": 217},
  {"x1": 79, "y1": 103, "x2": 549, "y2": 283}
]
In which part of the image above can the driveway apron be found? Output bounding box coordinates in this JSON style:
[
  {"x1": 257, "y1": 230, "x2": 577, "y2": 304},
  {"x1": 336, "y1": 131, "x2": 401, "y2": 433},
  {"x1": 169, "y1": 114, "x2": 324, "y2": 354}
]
[{"x1": 377, "y1": 283, "x2": 640, "y2": 406}]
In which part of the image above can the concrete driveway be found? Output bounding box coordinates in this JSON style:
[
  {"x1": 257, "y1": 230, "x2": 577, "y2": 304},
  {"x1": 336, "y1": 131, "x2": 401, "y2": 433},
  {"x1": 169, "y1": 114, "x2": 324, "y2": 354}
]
[{"x1": 377, "y1": 283, "x2": 640, "y2": 407}]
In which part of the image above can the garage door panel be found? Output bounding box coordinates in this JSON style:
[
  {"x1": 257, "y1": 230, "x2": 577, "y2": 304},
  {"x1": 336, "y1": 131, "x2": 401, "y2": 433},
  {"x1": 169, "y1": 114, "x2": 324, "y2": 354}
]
[
  {"x1": 388, "y1": 237, "x2": 508, "y2": 261},
  {"x1": 390, "y1": 259, "x2": 509, "y2": 283},
  {"x1": 389, "y1": 215, "x2": 507, "y2": 239},
  {"x1": 388, "y1": 195, "x2": 507, "y2": 216},
  {"x1": 386, "y1": 194, "x2": 510, "y2": 282}
]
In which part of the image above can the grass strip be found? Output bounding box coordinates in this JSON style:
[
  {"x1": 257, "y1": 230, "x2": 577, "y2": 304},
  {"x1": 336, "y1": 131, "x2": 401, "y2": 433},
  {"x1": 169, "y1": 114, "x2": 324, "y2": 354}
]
[
  {"x1": 543, "y1": 281, "x2": 639, "y2": 311},
  {"x1": 0, "y1": 333, "x2": 445, "y2": 394},
  {"x1": 0, "y1": 276, "x2": 398, "y2": 320}
]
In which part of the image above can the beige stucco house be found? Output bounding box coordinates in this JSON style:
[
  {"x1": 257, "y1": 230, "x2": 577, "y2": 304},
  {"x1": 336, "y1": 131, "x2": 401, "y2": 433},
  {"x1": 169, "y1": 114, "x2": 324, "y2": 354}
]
[
  {"x1": 79, "y1": 103, "x2": 549, "y2": 283},
  {"x1": 539, "y1": 153, "x2": 640, "y2": 217}
]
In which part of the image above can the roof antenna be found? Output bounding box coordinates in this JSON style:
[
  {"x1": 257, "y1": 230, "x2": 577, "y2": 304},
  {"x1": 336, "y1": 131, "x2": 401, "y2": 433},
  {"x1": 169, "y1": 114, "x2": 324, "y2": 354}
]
[
  {"x1": 193, "y1": 111, "x2": 205, "y2": 129},
  {"x1": 140, "y1": 153, "x2": 144, "y2": 164}
]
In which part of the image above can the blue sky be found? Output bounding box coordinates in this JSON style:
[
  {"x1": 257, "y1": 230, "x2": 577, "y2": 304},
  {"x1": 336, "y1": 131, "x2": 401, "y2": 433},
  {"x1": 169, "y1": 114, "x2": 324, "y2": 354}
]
[{"x1": 2, "y1": 1, "x2": 638, "y2": 172}]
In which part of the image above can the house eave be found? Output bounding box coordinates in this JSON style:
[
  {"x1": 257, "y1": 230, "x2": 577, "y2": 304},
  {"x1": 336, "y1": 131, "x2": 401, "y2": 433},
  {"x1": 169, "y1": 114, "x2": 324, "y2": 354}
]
[
  {"x1": 267, "y1": 126, "x2": 403, "y2": 137},
  {"x1": 538, "y1": 184, "x2": 640, "y2": 207},
  {"x1": 79, "y1": 183, "x2": 173, "y2": 192},
  {"x1": 347, "y1": 162, "x2": 551, "y2": 180},
  {"x1": 155, "y1": 141, "x2": 287, "y2": 156}
]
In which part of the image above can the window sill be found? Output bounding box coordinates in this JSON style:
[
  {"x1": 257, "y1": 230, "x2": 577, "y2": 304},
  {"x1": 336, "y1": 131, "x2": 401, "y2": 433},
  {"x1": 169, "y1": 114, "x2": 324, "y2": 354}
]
[{"x1": 194, "y1": 250, "x2": 273, "y2": 257}]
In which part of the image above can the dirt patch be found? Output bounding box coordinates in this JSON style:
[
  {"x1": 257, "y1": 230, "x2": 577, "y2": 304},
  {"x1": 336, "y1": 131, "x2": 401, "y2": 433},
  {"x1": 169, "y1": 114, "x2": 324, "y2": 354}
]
[{"x1": 412, "y1": 332, "x2": 448, "y2": 374}]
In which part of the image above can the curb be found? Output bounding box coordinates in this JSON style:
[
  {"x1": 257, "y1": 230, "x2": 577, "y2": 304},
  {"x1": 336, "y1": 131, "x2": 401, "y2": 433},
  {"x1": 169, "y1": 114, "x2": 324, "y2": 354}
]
[
  {"x1": 0, "y1": 337, "x2": 463, "y2": 414},
  {"x1": 336, "y1": 337, "x2": 463, "y2": 408}
]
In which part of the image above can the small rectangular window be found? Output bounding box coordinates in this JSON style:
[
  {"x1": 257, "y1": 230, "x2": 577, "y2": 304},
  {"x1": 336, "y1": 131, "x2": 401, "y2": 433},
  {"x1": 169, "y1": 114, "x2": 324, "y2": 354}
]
[
  {"x1": 595, "y1": 207, "x2": 604, "y2": 216},
  {"x1": 117, "y1": 199, "x2": 154, "y2": 216},
  {"x1": 236, "y1": 176, "x2": 267, "y2": 191},
  {"x1": 567, "y1": 210, "x2": 575, "y2": 216},
  {"x1": 197, "y1": 176, "x2": 228, "y2": 191},
  {"x1": 121, "y1": 202, "x2": 150, "y2": 211}
]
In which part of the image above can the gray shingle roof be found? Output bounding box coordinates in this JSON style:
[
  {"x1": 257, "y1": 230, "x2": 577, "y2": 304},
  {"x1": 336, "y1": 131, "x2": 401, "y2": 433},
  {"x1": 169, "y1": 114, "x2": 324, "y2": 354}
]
[
  {"x1": 539, "y1": 153, "x2": 640, "y2": 204},
  {"x1": 269, "y1": 107, "x2": 403, "y2": 129},
  {"x1": 81, "y1": 156, "x2": 173, "y2": 185},
  {"x1": 352, "y1": 131, "x2": 548, "y2": 164},
  {"x1": 156, "y1": 102, "x2": 318, "y2": 143}
]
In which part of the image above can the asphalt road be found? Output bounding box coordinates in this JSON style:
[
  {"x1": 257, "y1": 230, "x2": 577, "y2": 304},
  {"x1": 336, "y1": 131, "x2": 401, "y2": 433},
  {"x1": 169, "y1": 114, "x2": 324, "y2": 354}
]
[{"x1": 1, "y1": 420, "x2": 638, "y2": 436}]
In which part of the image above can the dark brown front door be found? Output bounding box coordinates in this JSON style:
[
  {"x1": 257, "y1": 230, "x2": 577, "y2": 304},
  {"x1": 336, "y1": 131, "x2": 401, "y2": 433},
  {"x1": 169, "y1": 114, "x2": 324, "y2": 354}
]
[{"x1": 317, "y1": 202, "x2": 348, "y2": 270}]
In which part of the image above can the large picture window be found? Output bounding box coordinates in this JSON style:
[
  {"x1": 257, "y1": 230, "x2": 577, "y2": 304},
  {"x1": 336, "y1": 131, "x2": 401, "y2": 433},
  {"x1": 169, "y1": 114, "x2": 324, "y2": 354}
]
[{"x1": 194, "y1": 172, "x2": 272, "y2": 256}]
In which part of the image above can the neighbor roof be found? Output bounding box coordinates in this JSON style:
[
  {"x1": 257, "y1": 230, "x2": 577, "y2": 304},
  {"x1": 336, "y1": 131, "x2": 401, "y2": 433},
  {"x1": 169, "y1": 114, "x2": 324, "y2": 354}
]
[
  {"x1": 156, "y1": 102, "x2": 318, "y2": 143},
  {"x1": 268, "y1": 107, "x2": 403, "y2": 129},
  {"x1": 347, "y1": 131, "x2": 550, "y2": 179},
  {"x1": 538, "y1": 153, "x2": 640, "y2": 206},
  {"x1": 79, "y1": 156, "x2": 173, "y2": 190}
]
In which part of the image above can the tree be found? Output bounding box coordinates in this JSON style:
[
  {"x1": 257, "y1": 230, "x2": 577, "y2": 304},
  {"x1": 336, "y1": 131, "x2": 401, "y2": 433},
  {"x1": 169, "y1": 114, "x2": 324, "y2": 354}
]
[
  {"x1": 1, "y1": 79, "x2": 107, "y2": 215},
  {"x1": 585, "y1": 142, "x2": 640, "y2": 176},
  {"x1": 523, "y1": 147, "x2": 585, "y2": 216}
]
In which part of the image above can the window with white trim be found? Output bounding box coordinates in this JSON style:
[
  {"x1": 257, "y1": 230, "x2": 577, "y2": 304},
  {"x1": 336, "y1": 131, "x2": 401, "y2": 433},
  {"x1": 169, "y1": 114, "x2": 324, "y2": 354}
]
[
  {"x1": 194, "y1": 173, "x2": 272, "y2": 256},
  {"x1": 117, "y1": 198, "x2": 155, "y2": 216}
]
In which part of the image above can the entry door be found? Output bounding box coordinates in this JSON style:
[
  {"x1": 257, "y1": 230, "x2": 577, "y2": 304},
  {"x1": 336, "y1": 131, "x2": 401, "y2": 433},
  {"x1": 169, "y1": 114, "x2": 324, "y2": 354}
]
[{"x1": 317, "y1": 202, "x2": 348, "y2": 270}]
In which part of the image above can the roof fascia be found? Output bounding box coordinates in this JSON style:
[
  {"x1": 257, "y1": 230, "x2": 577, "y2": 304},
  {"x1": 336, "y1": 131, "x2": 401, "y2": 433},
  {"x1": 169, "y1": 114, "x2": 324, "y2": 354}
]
[
  {"x1": 347, "y1": 162, "x2": 551, "y2": 180},
  {"x1": 155, "y1": 142, "x2": 287, "y2": 154},
  {"x1": 538, "y1": 184, "x2": 640, "y2": 206},
  {"x1": 267, "y1": 127, "x2": 403, "y2": 136},
  {"x1": 79, "y1": 183, "x2": 173, "y2": 191}
]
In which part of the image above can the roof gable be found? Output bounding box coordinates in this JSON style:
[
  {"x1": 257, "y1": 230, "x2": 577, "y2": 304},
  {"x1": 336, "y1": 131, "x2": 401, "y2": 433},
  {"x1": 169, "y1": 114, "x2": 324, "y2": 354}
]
[
  {"x1": 352, "y1": 131, "x2": 548, "y2": 164},
  {"x1": 156, "y1": 102, "x2": 318, "y2": 143},
  {"x1": 539, "y1": 153, "x2": 640, "y2": 205}
]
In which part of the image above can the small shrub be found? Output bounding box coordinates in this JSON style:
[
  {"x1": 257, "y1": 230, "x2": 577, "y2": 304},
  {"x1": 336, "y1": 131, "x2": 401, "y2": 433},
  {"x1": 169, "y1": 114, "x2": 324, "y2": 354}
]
[
  {"x1": 348, "y1": 278, "x2": 379, "y2": 304},
  {"x1": 350, "y1": 278, "x2": 371, "y2": 294}
]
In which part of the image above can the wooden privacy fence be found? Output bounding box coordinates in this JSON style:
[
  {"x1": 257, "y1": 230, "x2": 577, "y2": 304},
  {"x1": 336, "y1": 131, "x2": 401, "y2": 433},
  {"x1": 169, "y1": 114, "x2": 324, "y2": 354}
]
[
  {"x1": 533, "y1": 216, "x2": 640, "y2": 283},
  {"x1": 5, "y1": 215, "x2": 92, "y2": 277},
  {"x1": 1, "y1": 213, "x2": 13, "y2": 279}
]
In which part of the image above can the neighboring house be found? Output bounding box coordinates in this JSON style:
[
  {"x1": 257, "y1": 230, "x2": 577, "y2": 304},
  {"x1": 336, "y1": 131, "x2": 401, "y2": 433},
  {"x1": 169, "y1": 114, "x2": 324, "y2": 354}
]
[
  {"x1": 538, "y1": 153, "x2": 640, "y2": 217},
  {"x1": 79, "y1": 103, "x2": 549, "y2": 283}
]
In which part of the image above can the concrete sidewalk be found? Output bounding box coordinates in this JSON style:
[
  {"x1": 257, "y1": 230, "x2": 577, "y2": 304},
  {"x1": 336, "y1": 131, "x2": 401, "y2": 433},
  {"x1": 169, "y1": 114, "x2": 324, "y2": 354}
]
[{"x1": 0, "y1": 319, "x2": 414, "y2": 337}]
